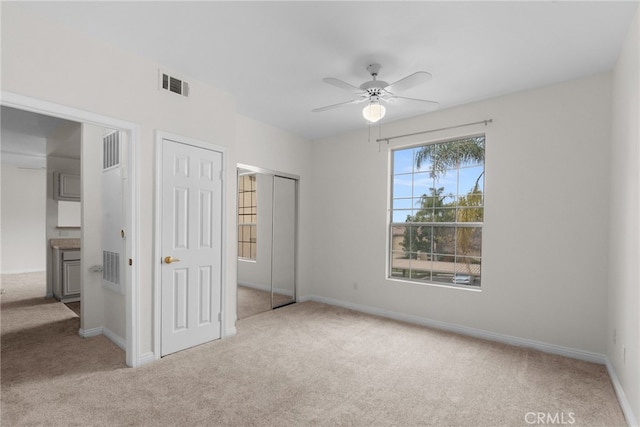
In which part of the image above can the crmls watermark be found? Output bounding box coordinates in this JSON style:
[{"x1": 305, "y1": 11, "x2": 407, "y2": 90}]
[{"x1": 525, "y1": 412, "x2": 576, "y2": 425}]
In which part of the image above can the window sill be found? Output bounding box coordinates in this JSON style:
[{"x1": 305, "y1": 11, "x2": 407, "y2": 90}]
[{"x1": 386, "y1": 277, "x2": 482, "y2": 292}]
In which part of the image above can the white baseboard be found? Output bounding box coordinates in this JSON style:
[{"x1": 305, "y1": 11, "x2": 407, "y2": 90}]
[
  {"x1": 0, "y1": 269, "x2": 46, "y2": 275},
  {"x1": 79, "y1": 326, "x2": 103, "y2": 338},
  {"x1": 79, "y1": 326, "x2": 125, "y2": 351},
  {"x1": 103, "y1": 327, "x2": 126, "y2": 351},
  {"x1": 137, "y1": 352, "x2": 157, "y2": 367},
  {"x1": 303, "y1": 294, "x2": 607, "y2": 364},
  {"x1": 606, "y1": 359, "x2": 638, "y2": 427},
  {"x1": 225, "y1": 325, "x2": 237, "y2": 338}
]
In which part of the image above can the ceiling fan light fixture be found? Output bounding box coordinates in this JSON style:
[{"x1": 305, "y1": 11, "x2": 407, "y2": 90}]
[
  {"x1": 362, "y1": 102, "x2": 386, "y2": 123},
  {"x1": 314, "y1": 64, "x2": 437, "y2": 124}
]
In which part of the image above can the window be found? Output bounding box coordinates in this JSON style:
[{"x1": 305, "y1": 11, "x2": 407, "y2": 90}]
[
  {"x1": 389, "y1": 135, "x2": 485, "y2": 287},
  {"x1": 238, "y1": 174, "x2": 257, "y2": 260}
]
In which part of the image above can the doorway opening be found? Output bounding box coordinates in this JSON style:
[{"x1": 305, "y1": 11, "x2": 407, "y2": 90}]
[
  {"x1": 236, "y1": 164, "x2": 298, "y2": 319},
  {"x1": 1, "y1": 91, "x2": 140, "y2": 367}
]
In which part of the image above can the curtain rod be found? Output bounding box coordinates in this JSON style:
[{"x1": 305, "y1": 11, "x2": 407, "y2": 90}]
[{"x1": 376, "y1": 119, "x2": 493, "y2": 144}]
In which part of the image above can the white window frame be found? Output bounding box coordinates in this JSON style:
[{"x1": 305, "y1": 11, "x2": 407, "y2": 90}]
[{"x1": 388, "y1": 134, "x2": 485, "y2": 289}]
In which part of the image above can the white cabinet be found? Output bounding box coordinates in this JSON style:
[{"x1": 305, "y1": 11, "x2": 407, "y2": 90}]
[
  {"x1": 54, "y1": 173, "x2": 81, "y2": 201},
  {"x1": 53, "y1": 248, "x2": 81, "y2": 302},
  {"x1": 62, "y1": 251, "x2": 81, "y2": 296}
]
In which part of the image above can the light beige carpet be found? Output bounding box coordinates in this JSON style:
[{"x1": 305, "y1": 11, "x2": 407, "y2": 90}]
[
  {"x1": 64, "y1": 301, "x2": 81, "y2": 316},
  {"x1": 1, "y1": 273, "x2": 627, "y2": 426}
]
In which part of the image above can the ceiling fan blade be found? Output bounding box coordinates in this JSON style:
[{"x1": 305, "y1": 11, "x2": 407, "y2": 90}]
[
  {"x1": 385, "y1": 71, "x2": 432, "y2": 93},
  {"x1": 323, "y1": 77, "x2": 361, "y2": 92},
  {"x1": 387, "y1": 96, "x2": 439, "y2": 107},
  {"x1": 312, "y1": 98, "x2": 366, "y2": 113}
]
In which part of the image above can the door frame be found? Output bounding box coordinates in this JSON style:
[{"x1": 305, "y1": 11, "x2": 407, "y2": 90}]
[
  {"x1": 1, "y1": 90, "x2": 141, "y2": 367},
  {"x1": 153, "y1": 131, "x2": 228, "y2": 360}
]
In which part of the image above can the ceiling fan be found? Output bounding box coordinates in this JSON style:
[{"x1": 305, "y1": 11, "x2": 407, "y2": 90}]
[{"x1": 312, "y1": 63, "x2": 438, "y2": 123}]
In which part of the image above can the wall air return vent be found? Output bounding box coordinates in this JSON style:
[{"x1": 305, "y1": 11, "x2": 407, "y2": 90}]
[
  {"x1": 102, "y1": 250, "x2": 121, "y2": 287},
  {"x1": 160, "y1": 71, "x2": 189, "y2": 97},
  {"x1": 103, "y1": 131, "x2": 120, "y2": 170}
]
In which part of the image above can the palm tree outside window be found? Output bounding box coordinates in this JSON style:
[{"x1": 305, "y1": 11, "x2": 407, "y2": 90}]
[{"x1": 389, "y1": 135, "x2": 485, "y2": 287}]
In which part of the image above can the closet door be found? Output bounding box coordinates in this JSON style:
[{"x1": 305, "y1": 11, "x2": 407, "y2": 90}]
[{"x1": 271, "y1": 176, "x2": 296, "y2": 308}]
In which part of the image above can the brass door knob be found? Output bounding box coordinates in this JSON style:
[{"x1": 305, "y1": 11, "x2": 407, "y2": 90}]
[{"x1": 164, "y1": 256, "x2": 181, "y2": 264}]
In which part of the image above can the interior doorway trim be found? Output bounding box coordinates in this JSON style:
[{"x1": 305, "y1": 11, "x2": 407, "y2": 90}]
[
  {"x1": 1, "y1": 90, "x2": 141, "y2": 367},
  {"x1": 237, "y1": 163, "x2": 300, "y2": 181},
  {"x1": 153, "y1": 130, "x2": 228, "y2": 360}
]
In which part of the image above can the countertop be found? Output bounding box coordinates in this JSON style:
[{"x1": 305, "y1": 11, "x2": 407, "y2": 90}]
[{"x1": 50, "y1": 238, "x2": 81, "y2": 250}]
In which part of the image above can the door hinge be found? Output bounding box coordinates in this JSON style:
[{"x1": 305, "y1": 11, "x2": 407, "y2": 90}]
[
  {"x1": 218, "y1": 312, "x2": 222, "y2": 322},
  {"x1": 128, "y1": 258, "x2": 133, "y2": 266}
]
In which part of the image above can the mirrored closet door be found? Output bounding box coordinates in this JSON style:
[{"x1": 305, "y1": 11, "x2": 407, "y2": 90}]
[
  {"x1": 271, "y1": 176, "x2": 296, "y2": 308},
  {"x1": 237, "y1": 165, "x2": 297, "y2": 319}
]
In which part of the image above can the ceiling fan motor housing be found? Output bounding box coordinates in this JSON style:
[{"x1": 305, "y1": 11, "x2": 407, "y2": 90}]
[
  {"x1": 360, "y1": 64, "x2": 389, "y2": 94},
  {"x1": 366, "y1": 63, "x2": 382, "y2": 76},
  {"x1": 359, "y1": 81, "x2": 388, "y2": 92},
  {"x1": 313, "y1": 62, "x2": 437, "y2": 114}
]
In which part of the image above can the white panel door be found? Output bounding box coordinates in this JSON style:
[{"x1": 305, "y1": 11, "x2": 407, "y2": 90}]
[{"x1": 161, "y1": 139, "x2": 223, "y2": 356}]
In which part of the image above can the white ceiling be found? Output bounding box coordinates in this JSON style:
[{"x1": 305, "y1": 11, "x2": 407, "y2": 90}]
[
  {"x1": 1, "y1": 106, "x2": 79, "y2": 168},
  {"x1": 12, "y1": 1, "x2": 640, "y2": 140}
]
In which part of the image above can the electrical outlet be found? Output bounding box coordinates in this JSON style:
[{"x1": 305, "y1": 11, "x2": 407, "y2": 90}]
[{"x1": 613, "y1": 329, "x2": 617, "y2": 344}]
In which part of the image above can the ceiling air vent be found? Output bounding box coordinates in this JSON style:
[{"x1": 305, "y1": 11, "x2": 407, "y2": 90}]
[{"x1": 160, "y1": 71, "x2": 189, "y2": 97}]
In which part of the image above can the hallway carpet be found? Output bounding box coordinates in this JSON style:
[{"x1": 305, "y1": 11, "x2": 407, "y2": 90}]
[{"x1": 1, "y1": 273, "x2": 627, "y2": 426}]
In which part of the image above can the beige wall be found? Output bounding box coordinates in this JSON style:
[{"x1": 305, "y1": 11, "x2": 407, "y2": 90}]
[
  {"x1": 608, "y1": 8, "x2": 639, "y2": 424},
  {"x1": 0, "y1": 164, "x2": 46, "y2": 274},
  {"x1": 311, "y1": 73, "x2": 612, "y2": 354},
  {"x1": 80, "y1": 123, "x2": 127, "y2": 345}
]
